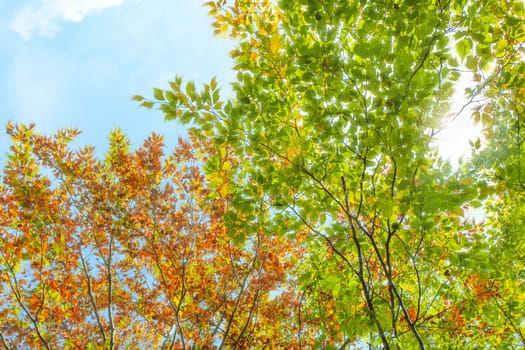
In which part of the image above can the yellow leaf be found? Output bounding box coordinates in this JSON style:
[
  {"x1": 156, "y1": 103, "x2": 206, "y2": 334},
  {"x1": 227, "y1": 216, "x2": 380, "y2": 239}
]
[
  {"x1": 249, "y1": 51, "x2": 258, "y2": 61},
  {"x1": 269, "y1": 35, "x2": 281, "y2": 54},
  {"x1": 250, "y1": 37, "x2": 261, "y2": 48},
  {"x1": 219, "y1": 24, "x2": 229, "y2": 35},
  {"x1": 219, "y1": 183, "x2": 229, "y2": 198}
]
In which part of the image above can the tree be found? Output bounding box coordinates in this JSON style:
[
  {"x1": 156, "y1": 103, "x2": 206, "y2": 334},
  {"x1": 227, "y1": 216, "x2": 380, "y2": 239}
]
[
  {"x1": 460, "y1": 1, "x2": 525, "y2": 346},
  {"x1": 0, "y1": 123, "x2": 307, "y2": 349},
  {"x1": 142, "y1": 0, "x2": 525, "y2": 348}
]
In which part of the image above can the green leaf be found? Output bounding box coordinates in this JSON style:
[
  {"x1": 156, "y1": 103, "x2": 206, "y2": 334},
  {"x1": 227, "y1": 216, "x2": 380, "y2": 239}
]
[
  {"x1": 140, "y1": 101, "x2": 154, "y2": 109},
  {"x1": 153, "y1": 88, "x2": 165, "y2": 101},
  {"x1": 456, "y1": 38, "x2": 473, "y2": 61},
  {"x1": 186, "y1": 81, "x2": 196, "y2": 98}
]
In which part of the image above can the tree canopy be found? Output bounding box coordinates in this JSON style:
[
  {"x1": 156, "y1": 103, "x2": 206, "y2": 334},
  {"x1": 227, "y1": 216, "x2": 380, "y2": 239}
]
[
  {"x1": 140, "y1": 0, "x2": 524, "y2": 348},
  {"x1": 1, "y1": 0, "x2": 524, "y2": 348},
  {"x1": 0, "y1": 124, "x2": 307, "y2": 348}
]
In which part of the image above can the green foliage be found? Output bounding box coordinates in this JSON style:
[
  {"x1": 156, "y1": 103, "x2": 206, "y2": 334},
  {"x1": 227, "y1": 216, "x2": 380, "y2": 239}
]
[{"x1": 143, "y1": 0, "x2": 525, "y2": 348}]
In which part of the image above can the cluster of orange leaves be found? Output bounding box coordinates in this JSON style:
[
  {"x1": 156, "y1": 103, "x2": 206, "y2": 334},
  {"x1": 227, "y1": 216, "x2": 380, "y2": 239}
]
[{"x1": 0, "y1": 123, "x2": 308, "y2": 349}]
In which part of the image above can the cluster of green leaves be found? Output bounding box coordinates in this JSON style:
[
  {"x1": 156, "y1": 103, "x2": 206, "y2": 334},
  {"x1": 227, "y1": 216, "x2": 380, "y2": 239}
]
[
  {"x1": 460, "y1": 1, "x2": 525, "y2": 347},
  {"x1": 140, "y1": 0, "x2": 525, "y2": 348}
]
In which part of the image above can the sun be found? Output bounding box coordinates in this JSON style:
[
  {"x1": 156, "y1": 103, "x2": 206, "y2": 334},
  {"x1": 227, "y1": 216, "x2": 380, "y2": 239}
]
[{"x1": 435, "y1": 77, "x2": 483, "y2": 166}]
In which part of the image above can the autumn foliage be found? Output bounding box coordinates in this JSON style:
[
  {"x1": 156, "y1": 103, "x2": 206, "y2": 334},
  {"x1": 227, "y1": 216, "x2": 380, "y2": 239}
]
[
  {"x1": 2, "y1": 0, "x2": 525, "y2": 348},
  {"x1": 0, "y1": 123, "x2": 306, "y2": 349}
]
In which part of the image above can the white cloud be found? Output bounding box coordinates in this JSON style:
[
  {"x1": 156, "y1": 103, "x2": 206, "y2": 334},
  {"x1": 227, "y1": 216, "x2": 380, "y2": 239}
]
[{"x1": 9, "y1": 0, "x2": 124, "y2": 40}]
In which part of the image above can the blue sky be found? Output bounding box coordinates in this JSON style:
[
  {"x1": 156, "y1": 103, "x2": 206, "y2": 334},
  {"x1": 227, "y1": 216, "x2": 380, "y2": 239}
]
[
  {"x1": 0, "y1": 0, "x2": 478, "y2": 163},
  {"x1": 0, "y1": 0, "x2": 235, "y2": 157}
]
